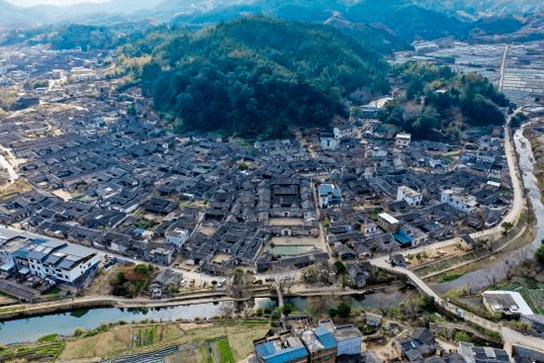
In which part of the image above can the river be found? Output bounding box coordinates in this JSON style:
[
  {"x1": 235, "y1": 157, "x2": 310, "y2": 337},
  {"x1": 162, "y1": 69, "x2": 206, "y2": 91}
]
[
  {"x1": 0, "y1": 302, "x2": 228, "y2": 345},
  {"x1": 431, "y1": 122, "x2": 544, "y2": 294},
  {"x1": 2, "y1": 289, "x2": 407, "y2": 345}
]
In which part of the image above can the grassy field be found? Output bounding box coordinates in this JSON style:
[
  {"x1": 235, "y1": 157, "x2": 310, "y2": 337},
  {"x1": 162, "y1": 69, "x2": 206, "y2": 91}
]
[
  {"x1": 217, "y1": 337, "x2": 235, "y2": 363},
  {"x1": 134, "y1": 326, "x2": 159, "y2": 347},
  {"x1": 59, "y1": 320, "x2": 270, "y2": 362},
  {"x1": 488, "y1": 278, "x2": 544, "y2": 315},
  {"x1": 37, "y1": 334, "x2": 58, "y2": 343},
  {"x1": 0, "y1": 304, "x2": 25, "y2": 313}
]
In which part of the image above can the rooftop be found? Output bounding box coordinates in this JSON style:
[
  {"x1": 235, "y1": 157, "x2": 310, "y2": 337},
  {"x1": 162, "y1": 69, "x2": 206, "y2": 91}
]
[{"x1": 483, "y1": 290, "x2": 534, "y2": 316}]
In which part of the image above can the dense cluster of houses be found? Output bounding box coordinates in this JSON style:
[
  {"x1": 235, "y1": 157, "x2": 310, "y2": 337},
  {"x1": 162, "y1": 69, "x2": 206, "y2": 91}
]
[{"x1": 0, "y1": 45, "x2": 514, "y2": 282}]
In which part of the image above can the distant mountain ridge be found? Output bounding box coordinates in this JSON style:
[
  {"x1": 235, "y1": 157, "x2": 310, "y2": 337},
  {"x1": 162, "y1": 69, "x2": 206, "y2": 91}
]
[
  {"x1": 0, "y1": 0, "x2": 41, "y2": 28},
  {"x1": 413, "y1": 0, "x2": 544, "y2": 19},
  {"x1": 0, "y1": 0, "x2": 162, "y2": 25},
  {"x1": 2, "y1": 0, "x2": 539, "y2": 26},
  {"x1": 0, "y1": 0, "x2": 538, "y2": 48}
]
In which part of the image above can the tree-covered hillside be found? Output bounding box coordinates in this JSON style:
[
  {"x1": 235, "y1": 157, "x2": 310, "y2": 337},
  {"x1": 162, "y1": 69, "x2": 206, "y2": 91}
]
[
  {"x1": 2, "y1": 24, "x2": 127, "y2": 51},
  {"x1": 127, "y1": 17, "x2": 390, "y2": 139},
  {"x1": 378, "y1": 63, "x2": 510, "y2": 140}
]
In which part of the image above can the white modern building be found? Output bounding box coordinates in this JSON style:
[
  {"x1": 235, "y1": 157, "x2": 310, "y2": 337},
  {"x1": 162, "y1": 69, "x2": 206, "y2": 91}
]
[
  {"x1": 24, "y1": 239, "x2": 100, "y2": 285},
  {"x1": 318, "y1": 184, "x2": 342, "y2": 208},
  {"x1": 166, "y1": 228, "x2": 190, "y2": 248},
  {"x1": 396, "y1": 186, "x2": 422, "y2": 207},
  {"x1": 320, "y1": 134, "x2": 338, "y2": 151},
  {"x1": 334, "y1": 126, "x2": 359, "y2": 139},
  {"x1": 482, "y1": 290, "x2": 534, "y2": 317},
  {"x1": 395, "y1": 133, "x2": 411, "y2": 149},
  {"x1": 441, "y1": 189, "x2": 478, "y2": 215}
]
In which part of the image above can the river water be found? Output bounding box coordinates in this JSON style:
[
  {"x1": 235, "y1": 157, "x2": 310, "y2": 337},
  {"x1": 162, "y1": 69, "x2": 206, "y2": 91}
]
[
  {"x1": 0, "y1": 303, "x2": 227, "y2": 345},
  {"x1": 431, "y1": 123, "x2": 544, "y2": 294},
  {"x1": 2, "y1": 289, "x2": 406, "y2": 345}
]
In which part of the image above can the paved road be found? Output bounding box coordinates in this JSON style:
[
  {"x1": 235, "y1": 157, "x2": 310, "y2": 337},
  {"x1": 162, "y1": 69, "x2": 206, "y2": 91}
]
[
  {"x1": 372, "y1": 257, "x2": 544, "y2": 354},
  {"x1": 499, "y1": 44, "x2": 509, "y2": 92}
]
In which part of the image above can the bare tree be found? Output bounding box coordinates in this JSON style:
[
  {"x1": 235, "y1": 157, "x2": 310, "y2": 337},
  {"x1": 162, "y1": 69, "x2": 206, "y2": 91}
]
[
  {"x1": 220, "y1": 301, "x2": 235, "y2": 317},
  {"x1": 228, "y1": 268, "x2": 253, "y2": 298},
  {"x1": 501, "y1": 259, "x2": 513, "y2": 280},
  {"x1": 272, "y1": 272, "x2": 294, "y2": 294},
  {"x1": 241, "y1": 302, "x2": 253, "y2": 319},
  {"x1": 464, "y1": 280, "x2": 477, "y2": 296},
  {"x1": 484, "y1": 268, "x2": 498, "y2": 287}
]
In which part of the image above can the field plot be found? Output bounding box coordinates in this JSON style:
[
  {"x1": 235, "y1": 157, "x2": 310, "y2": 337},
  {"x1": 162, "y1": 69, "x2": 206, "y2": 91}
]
[
  {"x1": 396, "y1": 40, "x2": 544, "y2": 106},
  {"x1": 59, "y1": 320, "x2": 270, "y2": 362},
  {"x1": 164, "y1": 343, "x2": 201, "y2": 363},
  {"x1": 0, "y1": 340, "x2": 63, "y2": 361}
]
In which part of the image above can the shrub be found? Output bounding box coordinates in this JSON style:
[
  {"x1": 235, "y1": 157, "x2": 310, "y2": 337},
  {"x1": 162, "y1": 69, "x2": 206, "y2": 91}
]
[
  {"x1": 333, "y1": 261, "x2": 347, "y2": 275},
  {"x1": 454, "y1": 330, "x2": 470, "y2": 342},
  {"x1": 134, "y1": 264, "x2": 149, "y2": 274},
  {"x1": 283, "y1": 302, "x2": 295, "y2": 316},
  {"x1": 238, "y1": 161, "x2": 249, "y2": 171},
  {"x1": 328, "y1": 307, "x2": 338, "y2": 318},
  {"x1": 337, "y1": 302, "x2": 351, "y2": 318},
  {"x1": 536, "y1": 244, "x2": 544, "y2": 265},
  {"x1": 421, "y1": 296, "x2": 437, "y2": 312}
]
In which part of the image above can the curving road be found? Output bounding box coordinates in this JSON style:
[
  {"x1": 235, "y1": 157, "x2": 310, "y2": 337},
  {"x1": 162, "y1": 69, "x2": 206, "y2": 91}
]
[
  {"x1": 371, "y1": 115, "x2": 544, "y2": 354},
  {"x1": 372, "y1": 257, "x2": 544, "y2": 354}
]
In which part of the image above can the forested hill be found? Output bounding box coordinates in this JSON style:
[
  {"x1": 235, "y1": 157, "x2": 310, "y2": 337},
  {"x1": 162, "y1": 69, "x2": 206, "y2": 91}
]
[
  {"x1": 2, "y1": 25, "x2": 127, "y2": 51},
  {"x1": 378, "y1": 63, "x2": 510, "y2": 140},
  {"x1": 128, "y1": 17, "x2": 390, "y2": 140}
]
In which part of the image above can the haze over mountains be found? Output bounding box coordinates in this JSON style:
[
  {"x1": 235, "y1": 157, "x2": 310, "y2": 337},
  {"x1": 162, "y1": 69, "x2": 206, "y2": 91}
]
[{"x1": 2, "y1": 0, "x2": 544, "y2": 29}]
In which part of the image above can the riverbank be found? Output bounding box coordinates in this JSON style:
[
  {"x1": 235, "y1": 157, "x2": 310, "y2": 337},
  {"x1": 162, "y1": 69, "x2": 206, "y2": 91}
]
[
  {"x1": 0, "y1": 283, "x2": 372, "y2": 322},
  {"x1": 0, "y1": 318, "x2": 272, "y2": 363},
  {"x1": 0, "y1": 293, "x2": 240, "y2": 322}
]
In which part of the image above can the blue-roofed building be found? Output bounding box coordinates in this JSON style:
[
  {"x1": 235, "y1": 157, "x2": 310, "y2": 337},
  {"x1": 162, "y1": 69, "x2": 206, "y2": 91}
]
[
  {"x1": 315, "y1": 327, "x2": 336, "y2": 350},
  {"x1": 319, "y1": 320, "x2": 362, "y2": 357},
  {"x1": 254, "y1": 333, "x2": 309, "y2": 363},
  {"x1": 299, "y1": 326, "x2": 337, "y2": 363}
]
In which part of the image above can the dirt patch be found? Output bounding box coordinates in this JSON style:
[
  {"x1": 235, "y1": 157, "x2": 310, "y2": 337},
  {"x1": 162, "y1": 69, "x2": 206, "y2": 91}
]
[
  {"x1": 0, "y1": 179, "x2": 32, "y2": 201},
  {"x1": 270, "y1": 236, "x2": 319, "y2": 246},
  {"x1": 407, "y1": 244, "x2": 466, "y2": 268},
  {"x1": 199, "y1": 226, "x2": 217, "y2": 236},
  {"x1": 85, "y1": 265, "x2": 121, "y2": 296},
  {"x1": 268, "y1": 218, "x2": 305, "y2": 226},
  {"x1": 179, "y1": 322, "x2": 213, "y2": 332}
]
